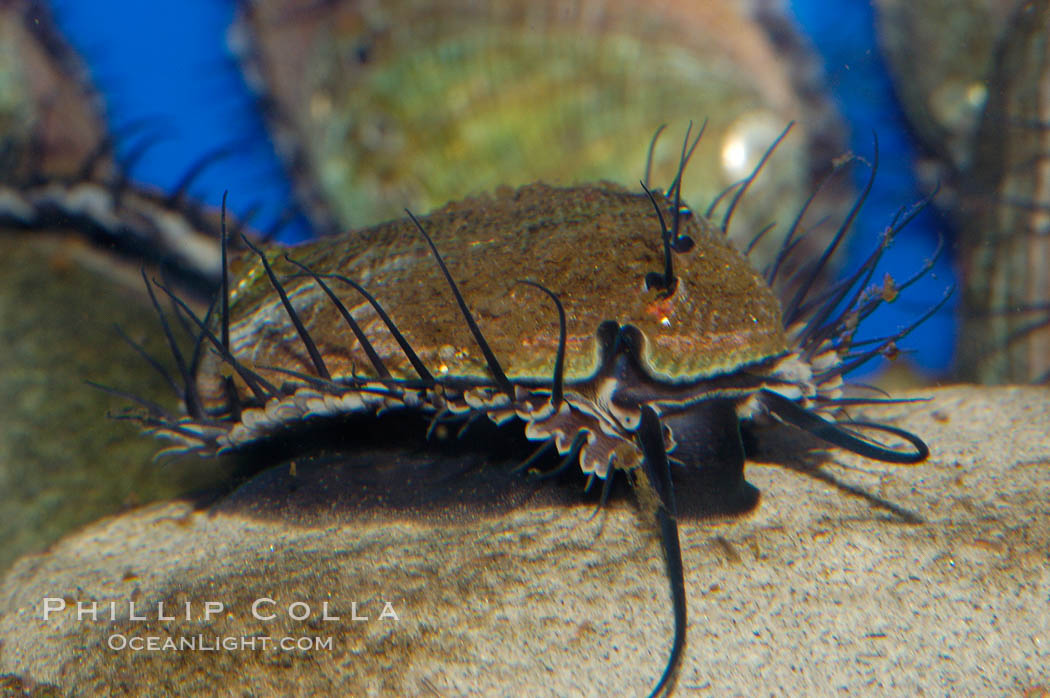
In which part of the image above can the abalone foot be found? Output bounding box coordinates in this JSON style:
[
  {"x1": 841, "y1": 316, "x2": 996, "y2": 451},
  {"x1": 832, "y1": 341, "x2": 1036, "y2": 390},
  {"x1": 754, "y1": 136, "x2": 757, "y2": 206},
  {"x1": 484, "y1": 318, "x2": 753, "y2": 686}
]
[
  {"x1": 660, "y1": 398, "x2": 758, "y2": 517},
  {"x1": 666, "y1": 467, "x2": 761, "y2": 519}
]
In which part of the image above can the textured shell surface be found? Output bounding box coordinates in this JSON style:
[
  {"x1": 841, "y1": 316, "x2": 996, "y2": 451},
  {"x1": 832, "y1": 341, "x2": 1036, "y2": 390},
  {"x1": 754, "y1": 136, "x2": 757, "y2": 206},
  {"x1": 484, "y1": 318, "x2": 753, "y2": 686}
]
[{"x1": 202, "y1": 181, "x2": 788, "y2": 411}]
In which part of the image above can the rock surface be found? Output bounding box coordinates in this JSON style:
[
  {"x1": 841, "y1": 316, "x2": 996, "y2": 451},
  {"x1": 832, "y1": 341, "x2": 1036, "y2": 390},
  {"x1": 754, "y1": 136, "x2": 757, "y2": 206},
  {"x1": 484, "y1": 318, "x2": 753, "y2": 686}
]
[
  {"x1": 1, "y1": 385, "x2": 1048, "y2": 696},
  {"x1": 0, "y1": 232, "x2": 233, "y2": 572}
]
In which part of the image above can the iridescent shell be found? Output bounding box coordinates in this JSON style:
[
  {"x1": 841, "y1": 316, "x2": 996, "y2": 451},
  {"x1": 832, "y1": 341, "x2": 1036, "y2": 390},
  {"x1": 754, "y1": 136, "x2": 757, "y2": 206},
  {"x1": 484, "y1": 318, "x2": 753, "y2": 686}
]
[{"x1": 234, "y1": 0, "x2": 851, "y2": 267}]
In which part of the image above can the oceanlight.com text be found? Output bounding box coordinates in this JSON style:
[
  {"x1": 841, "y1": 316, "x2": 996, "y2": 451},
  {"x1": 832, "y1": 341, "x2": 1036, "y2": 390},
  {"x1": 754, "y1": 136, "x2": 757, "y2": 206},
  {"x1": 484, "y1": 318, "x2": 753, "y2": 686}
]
[{"x1": 107, "y1": 634, "x2": 334, "y2": 652}]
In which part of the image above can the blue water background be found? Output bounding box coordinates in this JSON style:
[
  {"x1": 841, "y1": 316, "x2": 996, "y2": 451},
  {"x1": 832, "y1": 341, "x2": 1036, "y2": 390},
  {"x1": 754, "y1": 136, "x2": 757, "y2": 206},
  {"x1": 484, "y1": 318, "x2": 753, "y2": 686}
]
[
  {"x1": 48, "y1": 0, "x2": 313, "y2": 243},
  {"x1": 789, "y1": 1, "x2": 957, "y2": 377},
  {"x1": 48, "y1": 0, "x2": 957, "y2": 375}
]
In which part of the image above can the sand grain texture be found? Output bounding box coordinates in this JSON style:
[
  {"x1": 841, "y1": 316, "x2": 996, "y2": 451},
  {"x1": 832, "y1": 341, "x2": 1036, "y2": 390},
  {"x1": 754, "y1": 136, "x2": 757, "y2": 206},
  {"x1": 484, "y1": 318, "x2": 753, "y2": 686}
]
[{"x1": 1, "y1": 385, "x2": 1048, "y2": 696}]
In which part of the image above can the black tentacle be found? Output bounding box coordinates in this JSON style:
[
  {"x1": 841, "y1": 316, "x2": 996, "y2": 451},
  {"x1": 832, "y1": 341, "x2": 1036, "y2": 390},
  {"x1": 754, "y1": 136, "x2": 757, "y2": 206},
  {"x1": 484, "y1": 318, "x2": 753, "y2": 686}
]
[
  {"x1": 285, "y1": 255, "x2": 392, "y2": 380},
  {"x1": 86, "y1": 380, "x2": 179, "y2": 422},
  {"x1": 765, "y1": 156, "x2": 853, "y2": 286},
  {"x1": 153, "y1": 279, "x2": 279, "y2": 401},
  {"x1": 220, "y1": 191, "x2": 231, "y2": 353},
  {"x1": 641, "y1": 182, "x2": 677, "y2": 297},
  {"x1": 515, "y1": 280, "x2": 566, "y2": 408},
  {"x1": 254, "y1": 364, "x2": 405, "y2": 400},
  {"x1": 812, "y1": 396, "x2": 930, "y2": 409},
  {"x1": 665, "y1": 120, "x2": 704, "y2": 211},
  {"x1": 406, "y1": 209, "x2": 514, "y2": 397},
  {"x1": 113, "y1": 323, "x2": 180, "y2": 399},
  {"x1": 783, "y1": 134, "x2": 879, "y2": 325},
  {"x1": 667, "y1": 120, "x2": 704, "y2": 250},
  {"x1": 314, "y1": 272, "x2": 435, "y2": 382},
  {"x1": 820, "y1": 286, "x2": 954, "y2": 382},
  {"x1": 744, "y1": 221, "x2": 778, "y2": 257},
  {"x1": 721, "y1": 122, "x2": 793, "y2": 236},
  {"x1": 636, "y1": 405, "x2": 685, "y2": 698},
  {"x1": 456, "y1": 412, "x2": 484, "y2": 439},
  {"x1": 513, "y1": 439, "x2": 558, "y2": 475},
  {"x1": 759, "y1": 389, "x2": 928, "y2": 463},
  {"x1": 185, "y1": 290, "x2": 216, "y2": 381},
  {"x1": 838, "y1": 218, "x2": 944, "y2": 338},
  {"x1": 140, "y1": 269, "x2": 203, "y2": 419},
  {"x1": 424, "y1": 409, "x2": 453, "y2": 440},
  {"x1": 531, "y1": 431, "x2": 587, "y2": 480},
  {"x1": 256, "y1": 203, "x2": 303, "y2": 243},
  {"x1": 643, "y1": 123, "x2": 668, "y2": 189},
  {"x1": 166, "y1": 143, "x2": 242, "y2": 207},
  {"x1": 704, "y1": 178, "x2": 743, "y2": 221},
  {"x1": 108, "y1": 410, "x2": 221, "y2": 448},
  {"x1": 640, "y1": 123, "x2": 704, "y2": 296},
  {"x1": 585, "y1": 470, "x2": 618, "y2": 523},
  {"x1": 73, "y1": 117, "x2": 161, "y2": 183},
  {"x1": 795, "y1": 193, "x2": 937, "y2": 353},
  {"x1": 110, "y1": 132, "x2": 167, "y2": 207},
  {"x1": 240, "y1": 233, "x2": 331, "y2": 381}
]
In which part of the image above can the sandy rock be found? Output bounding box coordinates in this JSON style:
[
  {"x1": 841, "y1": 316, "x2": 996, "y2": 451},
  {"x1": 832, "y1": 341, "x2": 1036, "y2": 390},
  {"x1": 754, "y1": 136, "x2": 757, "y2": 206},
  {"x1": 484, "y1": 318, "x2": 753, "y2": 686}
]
[
  {"x1": 1, "y1": 385, "x2": 1048, "y2": 696},
  {"x1": 0, "y1": 232, "x2": 233, "y2": 572}
]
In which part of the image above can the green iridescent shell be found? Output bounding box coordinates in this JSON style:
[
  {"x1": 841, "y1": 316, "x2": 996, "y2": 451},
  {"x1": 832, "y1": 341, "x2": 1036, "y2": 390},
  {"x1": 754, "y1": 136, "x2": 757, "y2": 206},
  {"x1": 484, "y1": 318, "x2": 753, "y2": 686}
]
[{"x1": 235, "y1": 0, "x2": 850, "y2": 268}]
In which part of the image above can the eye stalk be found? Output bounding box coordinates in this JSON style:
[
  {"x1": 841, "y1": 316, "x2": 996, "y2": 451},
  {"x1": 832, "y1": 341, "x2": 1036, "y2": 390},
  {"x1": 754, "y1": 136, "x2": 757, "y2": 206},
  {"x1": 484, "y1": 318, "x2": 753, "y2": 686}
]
[
  {"x1": 640, "y1": 123, "x2": 702, "y2": 297},
  {"x1": 641, "y1": 178, "x2": 678, "y2": 298}
]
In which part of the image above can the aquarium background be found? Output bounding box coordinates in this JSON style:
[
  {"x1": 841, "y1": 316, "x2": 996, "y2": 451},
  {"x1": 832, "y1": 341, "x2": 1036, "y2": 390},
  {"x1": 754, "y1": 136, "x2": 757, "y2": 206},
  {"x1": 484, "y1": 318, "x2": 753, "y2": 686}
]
[{"x1": 47, "y1": 0, "x2": 958, "y2": 376}]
